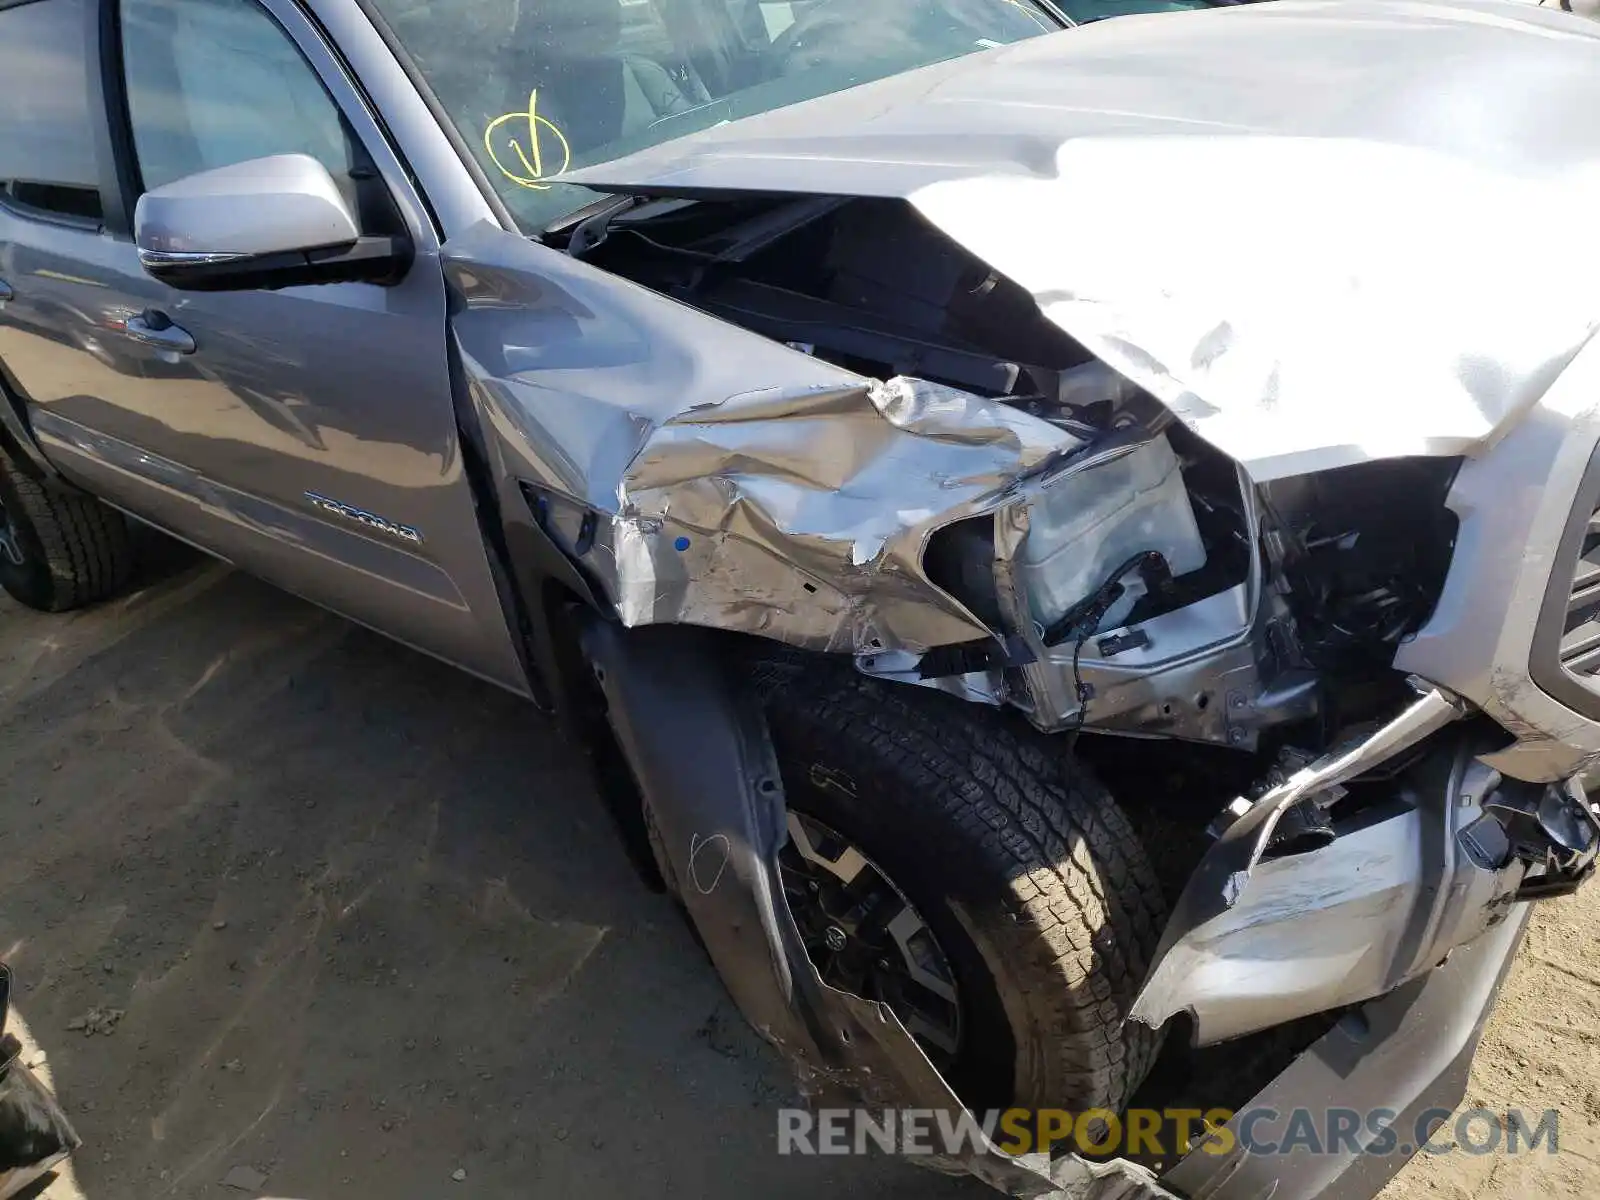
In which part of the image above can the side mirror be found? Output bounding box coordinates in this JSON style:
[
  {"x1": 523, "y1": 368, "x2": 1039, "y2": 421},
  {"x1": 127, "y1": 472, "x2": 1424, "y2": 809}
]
[{"x1": 134, "y1": 153, "x2": 411, "y2": 291}]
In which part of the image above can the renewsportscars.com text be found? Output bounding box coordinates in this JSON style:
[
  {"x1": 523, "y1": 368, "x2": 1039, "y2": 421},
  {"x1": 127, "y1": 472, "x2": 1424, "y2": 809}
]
[{"x1": 777, "y1": 1106, "x2": 1561, "y2": 1159}]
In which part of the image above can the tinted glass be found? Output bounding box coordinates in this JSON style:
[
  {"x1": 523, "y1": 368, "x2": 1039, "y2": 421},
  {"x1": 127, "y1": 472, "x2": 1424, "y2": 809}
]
[
  {"x1": 0, "y1": 0, "x2": 104, "y2": 222},
  {"x1": 120, "y1": 0, "x2": 356, "y2": 192},
  {"x1": 369, "y1": 0, "x2": 1211, "y2": 233}
]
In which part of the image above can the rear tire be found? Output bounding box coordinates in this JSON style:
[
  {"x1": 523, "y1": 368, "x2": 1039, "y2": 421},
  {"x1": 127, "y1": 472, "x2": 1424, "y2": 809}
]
[
  {"x1": 0, "y1": 449, "x2": 134, "y2": 612},
  {"x1": 761, "y1": 666, "x2": 1166, "y2": 1115}
]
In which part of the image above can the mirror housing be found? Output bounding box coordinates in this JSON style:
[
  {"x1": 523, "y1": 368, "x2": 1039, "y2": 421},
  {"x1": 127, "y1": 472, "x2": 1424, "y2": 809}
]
[{"x1": 134, "y1": 154, "x2": 411, "y2": 291}]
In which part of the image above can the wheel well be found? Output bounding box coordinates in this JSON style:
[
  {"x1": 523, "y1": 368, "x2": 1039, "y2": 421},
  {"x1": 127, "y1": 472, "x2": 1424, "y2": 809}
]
[{"x1": 0, "y1": 361, "x2": 62, "y2": 482}]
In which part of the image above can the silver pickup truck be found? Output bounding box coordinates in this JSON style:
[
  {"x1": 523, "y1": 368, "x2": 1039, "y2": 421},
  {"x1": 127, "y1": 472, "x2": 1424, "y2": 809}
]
[{"x1": 2, "y1": 0, "x2": 1598, "y2": 1196}]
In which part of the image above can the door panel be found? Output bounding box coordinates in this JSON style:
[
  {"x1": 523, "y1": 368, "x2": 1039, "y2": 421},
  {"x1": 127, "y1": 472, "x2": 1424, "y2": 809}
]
[
  {"x1": 0, "y1": 0, "x2": 527, "y2": 692},
  {"x1": 0, "y1": 0, "x2": 125, "y2": 412}
]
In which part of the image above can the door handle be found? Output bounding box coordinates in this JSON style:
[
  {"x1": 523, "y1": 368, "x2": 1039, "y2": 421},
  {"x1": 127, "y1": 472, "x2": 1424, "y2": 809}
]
[{"x1": 123, "y1": 310, "x2": 195, "y2": 358}]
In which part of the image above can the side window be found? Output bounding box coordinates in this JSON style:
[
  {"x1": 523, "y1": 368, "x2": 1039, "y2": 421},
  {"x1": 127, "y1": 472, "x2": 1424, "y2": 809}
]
[
  {"x1": 0, "y1": 0, "x2": 106, "y2": 223},
  {"x1": 119, "y1": 0, "x2": 357, "y2": 194}
]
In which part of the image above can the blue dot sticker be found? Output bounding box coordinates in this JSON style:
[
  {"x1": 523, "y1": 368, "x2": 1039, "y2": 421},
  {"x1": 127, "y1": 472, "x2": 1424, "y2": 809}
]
[{"x1": 673, "y1": 536, "x2": 691, "y2": 552}]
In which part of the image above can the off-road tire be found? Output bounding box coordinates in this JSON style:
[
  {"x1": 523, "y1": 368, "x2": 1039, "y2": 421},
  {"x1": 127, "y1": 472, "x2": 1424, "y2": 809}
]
[
  {"x1": 0, "y1": 451, "x2": 134, "y2": 612},
  {"x1": 762, "y1": 666, "x2": 1167, "y2": 1115}
]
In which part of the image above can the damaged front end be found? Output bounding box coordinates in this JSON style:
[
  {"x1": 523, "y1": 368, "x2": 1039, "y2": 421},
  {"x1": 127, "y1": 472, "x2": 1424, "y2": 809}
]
[
  {"x1": 440, "y1": 11, "x2": 1600, "y2": 1186},
  {"x1": 444, "y1": 181, "x2": 1600, "y2": 1193}
]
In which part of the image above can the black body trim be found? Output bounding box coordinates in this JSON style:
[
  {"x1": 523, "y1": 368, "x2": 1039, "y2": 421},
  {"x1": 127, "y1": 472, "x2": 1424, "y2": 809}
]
[
  {"x1": 144, "y1": 236, "x2": 413, "y2": 292},
  {"x1": 0, "y1": 365, "x2": 66, "y2": 482},
  {"x1": 345, "y1": 0, "x2": 520, "y2": 233},
  {"x1": 90, "y1": 0, "x2": 139, "y2": 238}
]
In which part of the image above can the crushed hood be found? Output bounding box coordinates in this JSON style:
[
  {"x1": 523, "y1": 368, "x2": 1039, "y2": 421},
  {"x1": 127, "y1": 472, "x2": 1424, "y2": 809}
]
[{"x1": 569, "y1": 0, "x2": 1600, "y2": 480}]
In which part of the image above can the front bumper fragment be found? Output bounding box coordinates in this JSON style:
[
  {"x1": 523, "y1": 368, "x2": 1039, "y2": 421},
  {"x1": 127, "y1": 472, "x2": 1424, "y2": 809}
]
[
  {"x1": 1161, "y1": 903, "x2": 1530, "y2": 1200},
  {"x1": 1128, "y1": 684, "x2": 1594, "y2": 1049},
  {"x1": 1128, "y1": 686, "x2": 1473, "y2": 1043}
]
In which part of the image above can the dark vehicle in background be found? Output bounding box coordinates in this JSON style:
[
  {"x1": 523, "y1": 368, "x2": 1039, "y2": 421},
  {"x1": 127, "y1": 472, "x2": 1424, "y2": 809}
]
[{"x1": 3, "y1": 1, "x2": 1600, "y2": 1197}]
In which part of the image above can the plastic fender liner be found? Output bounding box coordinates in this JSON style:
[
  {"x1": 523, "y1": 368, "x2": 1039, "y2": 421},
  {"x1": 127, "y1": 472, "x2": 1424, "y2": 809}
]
[
  {"x1": 576, "y1": 617, "x2": 1176, "y2": 1200},
  {"x1": 0, "y1": 367, "x2": 65, "y2": 484}
]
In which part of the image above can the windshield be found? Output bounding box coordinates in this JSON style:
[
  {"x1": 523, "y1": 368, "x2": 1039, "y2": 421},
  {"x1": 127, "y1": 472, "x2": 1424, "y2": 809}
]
[{"x1": 372, "y1": 0, "x2": 1212, "y2": 232}]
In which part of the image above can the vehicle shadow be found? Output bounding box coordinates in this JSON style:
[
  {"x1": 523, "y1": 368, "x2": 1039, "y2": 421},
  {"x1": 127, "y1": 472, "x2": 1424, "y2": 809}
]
[{"x1": 0, "y1": 556, "x2": 975, "y2": 1199}]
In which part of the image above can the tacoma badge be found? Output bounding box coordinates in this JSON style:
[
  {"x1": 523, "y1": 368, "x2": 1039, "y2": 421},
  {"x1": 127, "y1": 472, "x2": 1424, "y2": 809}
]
[{"x1": 304, "y1": 492, "x2": 423, "y2": 545}]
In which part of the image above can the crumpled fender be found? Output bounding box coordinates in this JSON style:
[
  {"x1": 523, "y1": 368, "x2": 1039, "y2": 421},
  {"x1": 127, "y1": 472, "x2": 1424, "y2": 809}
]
[
  {"x1": 578, "y1": 617, "x2": 1175, "y2": 1200},
  {"x1": 446, "y1": 225, "x2": 1084, "y2": 660}
]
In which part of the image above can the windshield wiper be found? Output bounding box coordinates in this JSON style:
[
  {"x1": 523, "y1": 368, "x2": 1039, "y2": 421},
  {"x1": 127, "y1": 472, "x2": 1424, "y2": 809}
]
[
  {"x1": 539, "y1": 193, "x2": 634, "y2": 246},
  {"x1": 1026, "y1": 0, "x2": 1077, "y2": 27}
]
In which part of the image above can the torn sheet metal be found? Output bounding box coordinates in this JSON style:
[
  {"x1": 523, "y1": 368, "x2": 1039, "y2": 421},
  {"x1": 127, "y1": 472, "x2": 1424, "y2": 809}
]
[
  {"x1": 1130, "y1": 686, "x2": 1466, "y2": 1037},
  {"x1": 569, "y1": 0, "x2": 1600, "y2": 481},
  {"x1": 447, "y1": 228, "x2": 1279, "y2": 734},
  {"x1": 1127, "y1": 690, "x2": 1543, "y2": 1044},
  {"x1": 580, "y1": 617, "x2": 1176, "y2": 1200},
  {"x1": 447, "y1": 226, "x2": 1087, "y2": 658},
  {"x1": 610, "y1": 373, "x2": 1085, "y2": 654}
]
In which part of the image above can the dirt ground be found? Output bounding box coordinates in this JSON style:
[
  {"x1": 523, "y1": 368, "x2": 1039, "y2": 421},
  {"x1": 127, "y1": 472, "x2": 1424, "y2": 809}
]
[{"x1": 0, "y1": 550, "x2": 1595, "y2": 1200}]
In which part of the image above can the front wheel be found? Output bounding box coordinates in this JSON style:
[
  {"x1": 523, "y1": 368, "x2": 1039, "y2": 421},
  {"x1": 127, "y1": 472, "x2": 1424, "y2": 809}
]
[
  {"x1": 763, "y1": 668, "x2": 1166, "y2": 1115},
  {"x1": 0, "y1": 449, "x2": 134, "y2": 612}
]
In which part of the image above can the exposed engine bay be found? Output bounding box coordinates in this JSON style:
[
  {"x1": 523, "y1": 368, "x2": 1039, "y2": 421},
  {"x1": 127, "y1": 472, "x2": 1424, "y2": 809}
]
[
  {"x1": 511, "y1": 188, "x2": 1600, "y2": 1053},
  {"x1": 552, "y1": 191, "x2": 1457, "y2": 751},
  {"x1": 433, "y1": 9, "x2": 1600, "y2": 1195},
  {"x1": 426, "y1": 95, "x2": 1600, "y2": 1186}
]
